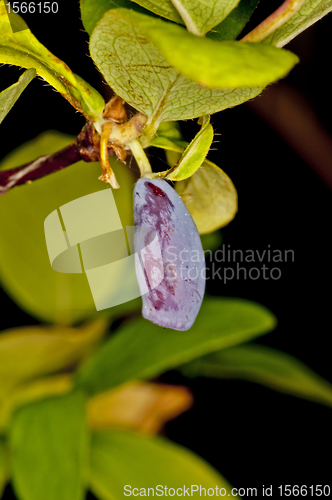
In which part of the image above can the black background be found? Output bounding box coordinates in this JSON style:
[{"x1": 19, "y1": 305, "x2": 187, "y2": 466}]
[{"x1": 1, "y1": 0, "x2": 331, "y2": 497}]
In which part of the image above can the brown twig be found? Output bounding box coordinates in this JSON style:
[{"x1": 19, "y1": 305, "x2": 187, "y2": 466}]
[
  {"x1": 0, "y1": 122, "x2": 102, "y2": 195},
  {"x1": 0, "y1": 143, "x2": 81, "y2": 195}
]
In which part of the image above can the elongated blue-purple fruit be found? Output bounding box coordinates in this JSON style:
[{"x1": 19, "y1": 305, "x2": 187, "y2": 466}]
[{"x1": 134, "y1": 178, "x2": 205, "y2": 331}]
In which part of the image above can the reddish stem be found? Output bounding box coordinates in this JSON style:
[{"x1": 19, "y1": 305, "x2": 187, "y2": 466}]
[
  {"x1": 0, "y1": 144, "x2": 81, "y2": 195},
  {"x1": 0, "y1": 122, "x2": 103, "y2": 195}
]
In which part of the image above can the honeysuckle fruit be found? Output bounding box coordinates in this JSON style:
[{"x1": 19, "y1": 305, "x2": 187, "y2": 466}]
[{"x1": 134, "y1": 178, "x2": 205, "y2": 331}]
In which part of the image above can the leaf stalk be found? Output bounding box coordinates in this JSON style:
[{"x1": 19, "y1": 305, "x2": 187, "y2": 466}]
[{"x1": 128, "y1": 139, "x2": 152, "y2": 177}]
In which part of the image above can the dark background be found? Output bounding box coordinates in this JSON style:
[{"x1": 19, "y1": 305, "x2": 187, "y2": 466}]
[{"x1": 1, "y1": 0, "x2": 331, "y2": 497}]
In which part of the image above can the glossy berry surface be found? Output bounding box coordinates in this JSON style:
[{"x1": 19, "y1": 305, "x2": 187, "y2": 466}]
[{"x1": 134, "y1": 178, "x2": 205, "y2": 331}]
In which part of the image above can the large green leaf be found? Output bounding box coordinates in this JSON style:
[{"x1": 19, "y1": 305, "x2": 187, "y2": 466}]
[
  {"x1": 75, "y1": 297, "x2": 276, "y2": 395},
  {"x1": 170, "y1": 0, "x2": 240, "y2": 36},
  {"x1": 176, "y1": 159, "x2": 238, "y2": 234},
  {"x1": 0, "y1": 439, "x2": 7, "y2": 496},
  {"x1": 0, "y1": 3, "x2": 104, "y2": 119},
  {"x1": 0, "y1": 131, "x2": 135, "y2": 324},
  {"x1": 90, "y1": 430, "x2": 238, "y2": 499},
  {"x1": 208, "y1": 0, "x2": 260, "y2": 41},
  {"x1": 0, "y1": 322, "x2": 107, "y2": 400},
  {"x1": 182, "y1": 344, "x2": 332, "y2": 407},
  {"x1": 0, "y1": 68, "x2": 35, "y2": 125},
  {"x1": 10, "y1": 391, "x2": 88, "y2": 500},
  {"x1": 264, "y1": 0, "x2": 332, "y2": 47},
  {"x1": 166, "y1": 117, "x2": 214, "y2": 181},
  {"x1": 94, "y1": 9, "x2": 298, "y2": 87},
  {"x1": 89, "y1": 8, "x2": 290, "y2": 127}
]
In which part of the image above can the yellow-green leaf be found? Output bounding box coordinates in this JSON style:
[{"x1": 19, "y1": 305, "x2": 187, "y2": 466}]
[
  {"x1": 0, "y1": 374, "x2": 73, "y2": 431},
  {"x1": 0, "y1": 68, "x2": 35, "y2": 125},
  {"x1": 102, "y1": 9, "x2": 298, "y2": 89},
  {"x1": 166, "y1": 117, "x2": 214, "y2": 181},
  {"x1": 183, "y1": 344, "x2": 332, "y2": 407},
  {"x1": 176, "y1": 159, "x2": 237, "y2": 234},
  {"x1": 0, "y1": 321, "x2": 107, "y2": 399},
  {"x1": 90, "y1": 430, "x2": 239, "y2": 499},
  {"x1": 0, "y1": 3, "x2": 104, "y2": 119},
  {"x1": 10, "y1": 391, "x2": 88, "y2": 500}
]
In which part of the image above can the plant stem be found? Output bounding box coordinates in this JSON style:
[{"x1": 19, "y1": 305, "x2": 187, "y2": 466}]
[
  {"x1": 0, "y1": 143, "x2": 81, "y2": 195},
  {"x1": 128, "y1": 138, "x2": 152, "y2": 177},
  {"x1": 0, "y1": 122, "x2": 103, "y2": 195}
]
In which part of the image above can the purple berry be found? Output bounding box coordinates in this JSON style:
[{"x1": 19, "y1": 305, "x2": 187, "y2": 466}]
[{"x1": 134, "y1": 178, "x2": 205, "y2": 331}]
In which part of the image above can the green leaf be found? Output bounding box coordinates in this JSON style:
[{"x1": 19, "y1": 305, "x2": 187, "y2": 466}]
[
  {"x1": 264, "y1": 0, "x2": 332, "y2": 47},
  {"x1": 0, "y1": 3, "x2": 104, "y2": 119},
  {"x1": 104, "y1": 9, "x2": 298, "y2": 87},
  {"x1": 90, "y1": 430, "x2": 238, "y2": 500},
  {"x1": 166, "y1": 117, "x2": 214, "y2": 181},
  {"x1": 130, "y1": 0, "x2": 184, "y2": 23},
  {"x1": 0, "y1": 131, "x2": 135, "y2": 324},
  {"x1": 176, "y1": 159, "x2": 238, "y2": 234},
  {"x1": 0, "y1": 322, "x2": 107, "y2": 400},
  {"x1": 89, "y1": 8, "x2": 288, "y2": 125},
  {"x1": 10, "y1": 391, "x2": 88, "y2": 500},
  {"x1": 208, "y1": 0, "x2": 260, "y2": 41},
  {"x1": 169, "y1": 0, "x2": 240, "y2": 36},
  {"x1": 75, "y1": 297, "x2": 276, "y2": 395},
  {"x1": 182, "y1": 345, "x2": 332, "y2": 408},
  {"x1": 0, "y1": 439, "x2": 7, "y2": 496},
  {"x1": 0, "y1": 68, "x2": 35, "y2": 125}
]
